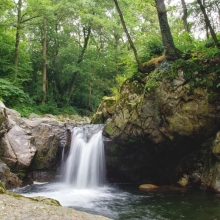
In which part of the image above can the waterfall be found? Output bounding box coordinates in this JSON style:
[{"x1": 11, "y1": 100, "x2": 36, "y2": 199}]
[
  {"x1": 62, "y1": 124, "x2": 106, "y2": 188},
  {"x1": 61, "y1": 145, "x2": 65, "y2": 163}
]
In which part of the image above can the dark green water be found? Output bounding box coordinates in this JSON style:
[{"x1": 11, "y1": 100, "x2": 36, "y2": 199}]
[
  {"x1": 109, "y1": 185, "x2": 220, "y2": 220},
  {"x1": 13, "y1": 183, "x2": 220, "y2": 220}
]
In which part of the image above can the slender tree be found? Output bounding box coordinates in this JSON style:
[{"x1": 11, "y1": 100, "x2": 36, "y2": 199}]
[
  {"x1": 64, "y1": 26, "x2": 91, "y2": 98},
  {"x1": 216, "y1": 1, "x2": 220, "y2": 25},
  {"x1": 113, "y1": 0, "x2": 144, "y2": 72},
  {"x1": 197, "y1": 0, "x2": 219, "y2": 47},
  {"x1": 202, "y1": 0, "x2": 209, "y2": 39},
  {"x1": 14, "y1": 0, "x2": 22, "y2": 82},
  {"x1": 154, "y1": 0, "x2": 181, "y2": 60},
  {"x1": 181, "y1": 0, "x2": 189, "y2": 32},
  {"x1": 42, "y1": 17, "x2": 47, "y2": 104},
  {"x1": 13, "y1": 0, "x2": 39, "y2": 82}
]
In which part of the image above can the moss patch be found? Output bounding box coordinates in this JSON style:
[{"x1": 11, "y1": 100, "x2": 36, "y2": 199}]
[
  {"x1": 0, "y1": 181, "x2": 6, "y2": 194},
  {"x1": 104, "y1": 121, "x2": 115, "y2": 137},
  {"x1": 142, "y1": 55, "x2": 166, "y2": 73},
  {"x1": 30, "y1": 196, "x2": 61, "y2": 206}
]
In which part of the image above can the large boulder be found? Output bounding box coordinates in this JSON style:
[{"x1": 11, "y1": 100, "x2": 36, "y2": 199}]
[
  {"x1": 7, "y1": 125, "x2": 36, "y2": 169},
  {"x1": 17, "y1": 116, "x2": 89, "y2": 175},
  {"x1": 0, "y1": 101, "x2": 91, "y2": 188},
  {"x1": 0, "y1": 103, "x2": 37, "y2": 172},
  {"x1": 104, "y1": 70, "x2": 219, "y2": 142},
  {"x1": 100, "y1": 61, "x2": 220, "y2": 186},
  {"x1": 20, "y1": 118, "x2": 69, "y2": 171}
]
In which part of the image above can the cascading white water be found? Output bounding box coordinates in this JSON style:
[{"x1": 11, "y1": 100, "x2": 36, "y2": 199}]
[
  {"x1": 62, "y1": 124, "x2": 106, "y2": 188},
  {"x1": 61, "y1": 145, "x2": 65, "y2": 163}
]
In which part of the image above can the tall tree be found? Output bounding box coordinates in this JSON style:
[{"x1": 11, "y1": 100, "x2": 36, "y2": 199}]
[
  {"x1": 197, "y1": 0, "x2": 219, "y2": 47},
  {"x1": 181, "y1": 0, "x2": 189, "y2": 32},
  {"x1": 0, "y1": 0, "x2": 14, "y2": 78},
  {"x1": 64, "y1": 26, "x2": 92, "y2": 98},
  {"x1": 42, "y1": 17, "x2": 47, "y2": 104},
  {"x1": 202, "y1": 0, "x2": 209, "y2": 39},
  {"x1": 216, "y1": 1, "x2": 220, "y2": 25},
  {"x1": 13, "y1": 0, "x2": 39, "y2": 82},
  {"x1": 14, "y1": 0, "x2": 22, "y2": 82},
  {"x1": 113, "y1": 0, "x2": 143, "y2": 72},
  {"x1": 154, "y1": 0, "x2": 181, "y2": 60}
]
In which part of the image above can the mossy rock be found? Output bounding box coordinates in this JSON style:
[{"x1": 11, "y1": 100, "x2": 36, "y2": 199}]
[
  {"x1": 104, "y1": 120, "x2": 116, "y2": 137},
  {"x1": 7, "y1": 193, "x2": 61, "y2": 206},
  {"x1": 8, "y1": 192, "x2": 24, "y2": 198},
  {"x1": 177, "y1": 174, "x2": 189, "y2": 187},
  {"x1": 91, "y1": 96, "x2": 116, "y2": 124},
  {"x1": 31, "y1": 155, "x2": 46, "y2": 170},
  {"x1": 90, "y1": 112, "x2": 104, "y2": 124},
  {"x1": 102, "y1": 96, "x2": 116, "y2": 107},
  {"x1": 0, "y1": 181, "x2": 6, "y2": 194},
  {"x1": 30, "y1": 196, "x2": 61, "y2": 206},
  {"x1": 142, "y1": 55, "x2": 166, "y2": 73},
  {"x1": 18, "y1": 170, "x2": 26, "y2": 180}
]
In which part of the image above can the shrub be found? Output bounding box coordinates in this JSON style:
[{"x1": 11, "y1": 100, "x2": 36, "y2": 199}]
[{"x1": 0, "y1": 78, "x2": 33, "y2": 108}]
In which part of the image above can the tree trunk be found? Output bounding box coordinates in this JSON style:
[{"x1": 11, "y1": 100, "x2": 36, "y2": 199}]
[
  {"x1": 197, "y1": 0, "x2": 219, "y2": 47},
  {"x1": 87, "y1": 84, "x2": 92, "y2": 111},
  {"x1": 202, "y1": 0, "x2": 209, "y2": 39},
  {"x1": 65, "y1": 27, "x2": 91, "y2": 98},
  {"x1": 155, "y1": 0, "x2": 181, "y2": 60},
  {"x1": 87, "y1": 69, "x2": 94, "y2": 111},
  {"x1": 216, "y1": 2, "x2": 220, "y2": 26},
  {"x1": 113, "y1": 0, "x2": 143, "y2": 72},
  {"x1": 181, "y1": 0, "x2": 189, "y2": 32},
  {"x1": 14, "y1": 0, "x2": 22, "y2": 82},
  {"x1": 42, "y1": 18, "x2": 47, "y2": 104}
]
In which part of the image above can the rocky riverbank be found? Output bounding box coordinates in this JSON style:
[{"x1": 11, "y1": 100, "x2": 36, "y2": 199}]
[{"x1": 0, "y1": 193, "x2": 111, "y2": 220}]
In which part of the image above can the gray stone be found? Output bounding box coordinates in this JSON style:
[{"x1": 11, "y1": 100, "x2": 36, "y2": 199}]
[
  {"x1": 0, "y1": 194, "x2": 111, "y2": 220},
  {"x1": 7, "y1": 125, "x2": 36, "y2": 169}
]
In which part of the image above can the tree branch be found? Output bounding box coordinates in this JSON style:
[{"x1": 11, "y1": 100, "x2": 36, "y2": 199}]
[{"x1": 21, "y1": 15, "x2": 41, "y2": 23}]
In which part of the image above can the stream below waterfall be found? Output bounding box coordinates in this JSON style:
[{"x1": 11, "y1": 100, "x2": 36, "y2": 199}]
[
  {"x1": 10, "y1": 125, "x2": 220, "y2": 219},
  {"x1": 12, "y1": 183, "x2": 220, "y2": 220}
]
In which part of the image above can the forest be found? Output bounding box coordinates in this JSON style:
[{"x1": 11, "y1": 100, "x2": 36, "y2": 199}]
[{"x1": 0, "y1": 0, "x2": 219, "y2": 117}]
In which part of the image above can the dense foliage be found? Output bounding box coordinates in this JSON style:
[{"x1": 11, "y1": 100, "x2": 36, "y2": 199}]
[{"x1": 0, "y1": 0, "x2": 219, "y2": 116}]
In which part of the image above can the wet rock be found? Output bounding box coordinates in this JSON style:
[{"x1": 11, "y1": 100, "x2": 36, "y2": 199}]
[
  {"x1": 211, "y1": 131, "x2": 220, "y2": 160},
  {"x1": 201, "y1": 132, "x2": 220, "y2": 192},
  {"x1": 210, "y1": 163, "x2": 220, "y2": 192},
  {"x1": 139, "y1": 184, "x2": 159, "y2": 191},
  {"x1": 0, "y1": 160, "x2": 22, "y2": 189},
  {"x1": 24, "y1": 171, "x2": 57, "y2": 184},
  {"x1": 177, "y1": 174, "x2": 189, "y2": 187}
]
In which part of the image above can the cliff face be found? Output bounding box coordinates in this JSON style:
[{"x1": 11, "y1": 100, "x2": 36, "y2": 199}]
[{"x1": 93, "y1": 60, "x2": 220, "y2": 190}]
